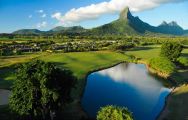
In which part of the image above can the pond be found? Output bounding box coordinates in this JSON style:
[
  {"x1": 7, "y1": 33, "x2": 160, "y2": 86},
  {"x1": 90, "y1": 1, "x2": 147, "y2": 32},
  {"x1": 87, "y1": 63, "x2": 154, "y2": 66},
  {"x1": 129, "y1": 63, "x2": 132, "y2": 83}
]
[
  {"x1": 0, "y1": 89, "x2": 11, "y2": 105},
  {"x1": 82, "y1": 63, "x2": 171, "y2": 120}
]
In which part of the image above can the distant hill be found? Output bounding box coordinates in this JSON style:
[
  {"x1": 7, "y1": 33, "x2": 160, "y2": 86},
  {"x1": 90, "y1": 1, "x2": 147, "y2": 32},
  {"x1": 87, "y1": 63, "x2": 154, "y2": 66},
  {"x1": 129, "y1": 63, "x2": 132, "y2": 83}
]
[
  {"x1": 12, "y1": 7, "x2": 188, "y2": 36},
  {"x1": 48, "y1": 26, "x2": 87, "y2": 34},
  {"x1": 184, "y1": 30, "x2": 188, "y2": 36},
  {"x1": 13, "y1": 29, "x2": 43, "y2": 35}
]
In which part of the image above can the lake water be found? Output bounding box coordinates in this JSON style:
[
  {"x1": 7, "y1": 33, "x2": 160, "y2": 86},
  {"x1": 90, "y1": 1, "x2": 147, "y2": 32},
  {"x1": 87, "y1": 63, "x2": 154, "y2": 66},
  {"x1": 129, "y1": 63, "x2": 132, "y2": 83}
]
[
  {"x1": 0, "y1": 89, "x2": 11, "y2": 105},
  {"x1": 82, "y1": 63, "x2": 171, "y2": 120}
]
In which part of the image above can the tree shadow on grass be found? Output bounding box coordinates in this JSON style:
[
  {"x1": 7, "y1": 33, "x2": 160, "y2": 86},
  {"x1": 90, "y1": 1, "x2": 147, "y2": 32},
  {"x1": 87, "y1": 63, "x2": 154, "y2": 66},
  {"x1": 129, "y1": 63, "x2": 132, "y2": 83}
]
[
  {"x1": 51, "y1": 62, "x2": 68, "y2": 69},
  {"x1": 128, "y1": 47, "x2": 154, "y2": 51},
  {"x1": 181, "y1": 53, "x2": 188, "y2": 58}
]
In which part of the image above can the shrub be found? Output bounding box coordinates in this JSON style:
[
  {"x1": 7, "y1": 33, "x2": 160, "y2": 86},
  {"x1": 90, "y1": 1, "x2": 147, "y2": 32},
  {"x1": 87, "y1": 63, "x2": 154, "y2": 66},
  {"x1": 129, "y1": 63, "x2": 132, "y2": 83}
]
[
  {"x1": 177, "y1": 57, "x2": 188, "y2": 67},
  {"x1": 160, "y1": 42, "x2": 183, "y2": 61},
  {"x1": 149, "y1": 57, "x2": 176, "y2": 75},
  {"x1": 97, "y1": 105, "x2": 133, "y2": 120}
]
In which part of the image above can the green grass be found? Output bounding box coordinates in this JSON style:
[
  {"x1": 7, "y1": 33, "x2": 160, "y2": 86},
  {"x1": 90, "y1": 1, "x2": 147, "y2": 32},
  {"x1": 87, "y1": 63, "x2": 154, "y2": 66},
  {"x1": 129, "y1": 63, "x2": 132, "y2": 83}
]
[
  {"x1": 40, "y1": 51, "x2": 132, "y2": 79},
  {"x1": 126, "y1": 46, "x2": 188, "y2": 60},
  {"x1": 126, "y1": 46, "x2": 160, "y2": 61},
  {"x1": 182, "y1": 48, "x2": 188, "y2": 58},
  {"x1": 0, "y1": 51, "x2": 132, "y2": 96},
  {"x1": 149, "y1": 57, "x2": 176, "y2": 75},
  {"x1": 0, "y1": 52, "x2": 46, "y2": 68}
]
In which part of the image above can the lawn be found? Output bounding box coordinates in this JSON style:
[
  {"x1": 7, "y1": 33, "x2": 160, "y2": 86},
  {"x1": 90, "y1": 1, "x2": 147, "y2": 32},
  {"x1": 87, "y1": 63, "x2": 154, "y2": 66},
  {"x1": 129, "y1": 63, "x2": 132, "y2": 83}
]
[
  {"x1": 126, "y1": 46, "x2": 160, "y2": 60},
  {"x1": 0, "y1": 51, "x2": 132, "y2": 91},
  {"x1": 126, "y1": 46, "x2": 188, "y2": 60},
  {"x1": 0, "y1": 52, "x2": 46, "y2": 68},
  {"x1": 40, "y1": 51, "x2": 132, "y2": 78}
]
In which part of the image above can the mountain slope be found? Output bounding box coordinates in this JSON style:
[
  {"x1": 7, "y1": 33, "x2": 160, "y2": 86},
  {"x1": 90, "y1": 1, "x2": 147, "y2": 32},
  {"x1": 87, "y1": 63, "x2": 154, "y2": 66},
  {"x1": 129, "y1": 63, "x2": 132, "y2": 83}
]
[
  {"x1": 12, "y1": 29, "x2": 43, "y2": 35},
  {"x1": 90, "y1": 7, "x2": 185, "y2": 36},
  {"x1": 49, "y1": 26, "x2": 86, "y2": 33}
]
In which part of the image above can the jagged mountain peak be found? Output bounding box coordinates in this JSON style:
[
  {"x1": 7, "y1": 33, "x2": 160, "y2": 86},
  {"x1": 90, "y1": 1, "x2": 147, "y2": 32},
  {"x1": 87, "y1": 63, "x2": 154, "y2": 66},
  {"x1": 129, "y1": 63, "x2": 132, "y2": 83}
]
[
  {"x1": 168, "y1": 21, "x2": 179, "y2": 26},
  {"x1": 160, "y1": 21, "x2": 168, "y2": 26},
  {"x1": 119, "y1": 7, "x2": 132, "y2": 20}
]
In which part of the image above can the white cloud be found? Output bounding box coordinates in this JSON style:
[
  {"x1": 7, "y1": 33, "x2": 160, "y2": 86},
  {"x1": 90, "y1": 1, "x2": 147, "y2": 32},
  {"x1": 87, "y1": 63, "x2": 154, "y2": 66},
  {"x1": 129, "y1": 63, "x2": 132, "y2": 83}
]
[
  {"x1": 41, "y1": 14, "x2": 47, "y2": 18},
  {"x1": 36, "y1": 21, "x2": 47, "y2": 28},
  {"x1": 28, "y1": 15, "x2": 32, "y2": 18},
  {"x1": 37, "y1": 9, "x2": 44, "y2": 13},
  {"x1": 52, "y1": 0, "x2": 186, "y2": 26}
]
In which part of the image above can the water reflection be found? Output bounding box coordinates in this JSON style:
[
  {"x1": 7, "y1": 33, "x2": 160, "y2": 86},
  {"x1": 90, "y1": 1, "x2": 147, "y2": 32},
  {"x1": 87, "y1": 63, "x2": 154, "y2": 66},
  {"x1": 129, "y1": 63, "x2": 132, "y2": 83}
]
[{"x1": 82, "y1": 63, "x2": 171, "y2": 120}]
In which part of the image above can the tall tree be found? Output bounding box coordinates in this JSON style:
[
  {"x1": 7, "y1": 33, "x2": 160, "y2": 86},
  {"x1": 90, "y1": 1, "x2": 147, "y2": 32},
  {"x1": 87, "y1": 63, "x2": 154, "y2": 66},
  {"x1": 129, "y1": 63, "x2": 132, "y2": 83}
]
[
  {"x1": 160, "y1": 42, "x2": 183, "y2": 61},
  {"x1": 9, "y1": 60, "x2": 75, "y2": 120}
]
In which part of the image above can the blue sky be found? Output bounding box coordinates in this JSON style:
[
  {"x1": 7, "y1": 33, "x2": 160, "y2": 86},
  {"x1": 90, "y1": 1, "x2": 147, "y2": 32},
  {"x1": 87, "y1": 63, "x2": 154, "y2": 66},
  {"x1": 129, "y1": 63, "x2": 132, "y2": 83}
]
[{"x1": 0, "y1": 0, "x2": 188, "y2": 33}]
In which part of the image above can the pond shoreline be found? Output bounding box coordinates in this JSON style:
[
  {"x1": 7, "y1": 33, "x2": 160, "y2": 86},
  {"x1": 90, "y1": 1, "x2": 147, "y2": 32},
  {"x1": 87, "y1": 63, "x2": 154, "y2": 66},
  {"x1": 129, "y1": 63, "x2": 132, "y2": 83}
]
[
  {"x1": 78, "y1": 61, "x2": 128, "y2": 119},
  {"x1": 157, "y1": 87, "x2": 176, "y2": 120},
  {"x1": 136, "y1": 60, "x2": 179, "y2": 120},
  {"x1": 79, "y1": 60, "x2": 174, "y2": 120}
]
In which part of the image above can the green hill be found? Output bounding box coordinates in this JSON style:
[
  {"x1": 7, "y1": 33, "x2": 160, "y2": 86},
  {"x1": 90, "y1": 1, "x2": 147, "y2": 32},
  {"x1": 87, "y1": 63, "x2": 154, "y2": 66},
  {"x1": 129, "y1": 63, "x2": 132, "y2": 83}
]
[{"x1": 12, "y1": 29, "x2": 43, "y2": 35}]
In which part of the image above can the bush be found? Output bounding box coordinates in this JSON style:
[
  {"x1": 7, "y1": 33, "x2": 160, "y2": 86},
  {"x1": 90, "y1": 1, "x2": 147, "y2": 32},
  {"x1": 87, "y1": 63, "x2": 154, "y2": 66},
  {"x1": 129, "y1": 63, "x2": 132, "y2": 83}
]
[
  {"x1": 97, "y1": 105, "x2": 133, "y2": 120},
  {"x1": 160, "y1": 42, "x2": 183, "y2": 61},
  {"x1": 149, "y1": 57, "x2": 176, "y2": 75},
  {"x1": 177, "y1": 57, "x2": 188, "y2": 67}
]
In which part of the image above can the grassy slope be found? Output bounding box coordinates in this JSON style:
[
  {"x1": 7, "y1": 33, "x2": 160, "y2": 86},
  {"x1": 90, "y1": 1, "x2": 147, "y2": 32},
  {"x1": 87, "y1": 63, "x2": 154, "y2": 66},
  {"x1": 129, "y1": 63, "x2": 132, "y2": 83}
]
[
  {"x1": 126, "y1": 46, "x2": 160, "y2": 60},
  {"x1": 0, "y1": 51, "x2": 131, "y2": 93},
  {"x1": 0, "y1": 52, "x2": 44, "y2": 68}
]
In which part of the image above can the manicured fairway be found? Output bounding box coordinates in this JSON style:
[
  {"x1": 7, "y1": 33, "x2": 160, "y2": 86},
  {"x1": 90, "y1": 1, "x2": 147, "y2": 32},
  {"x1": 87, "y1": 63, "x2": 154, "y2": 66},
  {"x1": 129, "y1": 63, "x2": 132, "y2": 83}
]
[
  {"x1": 126, "y1": 46, "x2": 160, "y2": 60},
  {"x1": 0, "y1": 51, "x2": 131, "y2": 90},
  {"x1": 0, "y1": 52, "x2": 45, "y2": 68},
  {"x1": 126, "y1": 46, "x2": 188, "y2": 60},
  {"x1": 40, "y1": 51, "x2": 131, "y2": 78}
]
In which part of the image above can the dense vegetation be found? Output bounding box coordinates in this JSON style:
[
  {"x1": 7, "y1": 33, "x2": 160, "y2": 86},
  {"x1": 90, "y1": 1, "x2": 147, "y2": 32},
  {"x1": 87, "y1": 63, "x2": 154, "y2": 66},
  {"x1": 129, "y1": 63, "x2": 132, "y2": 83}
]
[
  {"x1": 97, "y1": 105, "x2": 133, "y2": 120},
  {"x1": 160, "y1": 42, "x2": 183, "y2": 61},
  {"x1": 149, "y1": 57, "x2": 176, "y2": 75},
  {"x1": 9, "y1": 60, "x2": 75, "y2": 120}
]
